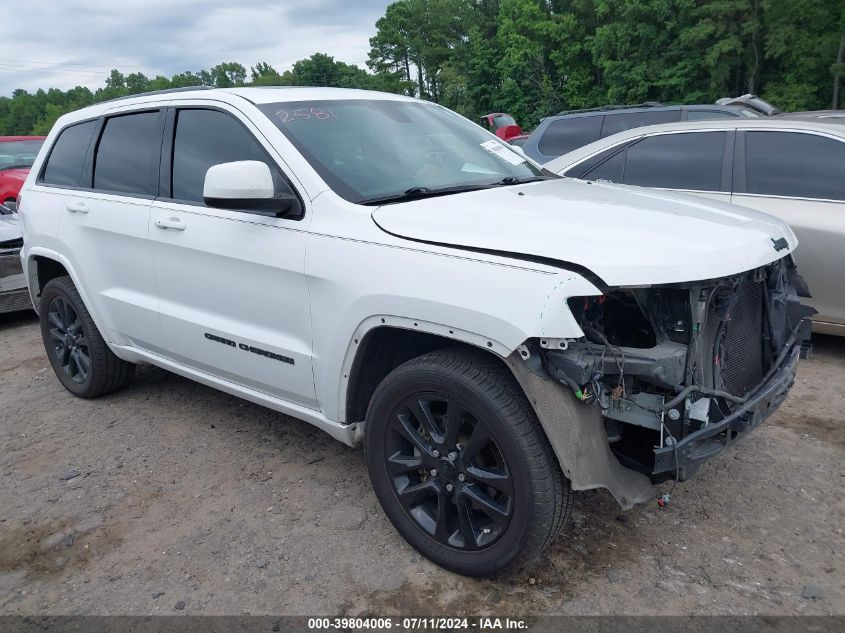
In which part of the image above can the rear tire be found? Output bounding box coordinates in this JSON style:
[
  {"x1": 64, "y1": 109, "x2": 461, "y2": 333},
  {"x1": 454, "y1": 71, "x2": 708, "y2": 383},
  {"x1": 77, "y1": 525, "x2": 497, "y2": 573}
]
[
  {"x1": 364, "y1": 348, "x2": 571, "y2": 577},
  {"x1": 39, "y1": 276, "x2": 134, "y2": 398}
]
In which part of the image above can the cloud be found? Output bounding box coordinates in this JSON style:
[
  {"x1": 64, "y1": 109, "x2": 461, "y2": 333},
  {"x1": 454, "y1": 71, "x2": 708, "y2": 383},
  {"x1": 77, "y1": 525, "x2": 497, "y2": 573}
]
[{"x1": 0, "y1": 0, "x2": 390, "y2": 96}]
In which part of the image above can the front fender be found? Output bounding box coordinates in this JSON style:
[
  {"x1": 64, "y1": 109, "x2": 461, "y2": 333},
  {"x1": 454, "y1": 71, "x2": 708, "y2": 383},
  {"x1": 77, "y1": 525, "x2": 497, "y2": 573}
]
[{"x1": 306, "y1": 234, "x2": 601, "y2": 423}]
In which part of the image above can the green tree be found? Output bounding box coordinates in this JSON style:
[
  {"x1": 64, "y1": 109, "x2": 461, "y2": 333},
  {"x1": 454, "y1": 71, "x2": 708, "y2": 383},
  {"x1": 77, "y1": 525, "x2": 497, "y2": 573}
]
[
  {"x1": 209, "y1": 62, "x2": 247, "y2": 87},
  {"x1": 368, "y1": 0, "x2": 418, "y2": 95},
  {"x1": 2, "y1": 1, "x2": 842, "y2": 137},
  {"x1": 251, "y1": 62, "x2": 284, "y2": 86},
  {"x1": 762, "y1": 0, "x2": 843, "y2": 110}
]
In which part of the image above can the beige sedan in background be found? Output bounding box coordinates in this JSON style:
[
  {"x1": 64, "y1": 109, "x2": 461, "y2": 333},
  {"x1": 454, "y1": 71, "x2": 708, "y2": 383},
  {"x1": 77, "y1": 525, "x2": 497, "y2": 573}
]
[{"x1": 545, "y1": 118, "x2": 845, "y2": 335}]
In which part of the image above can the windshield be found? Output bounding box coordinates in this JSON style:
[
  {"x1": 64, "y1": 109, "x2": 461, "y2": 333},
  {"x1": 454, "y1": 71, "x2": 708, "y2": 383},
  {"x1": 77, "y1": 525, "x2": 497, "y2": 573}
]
[
  {"x1": 492, "y1": 114, "x2": 517, "y2": 129},
  {"x1": 258, "y1": 100, "x2": 544, "y2": 203},
  {"x1": 0, "y1": 140, "x2": 44, "y2": 170}
]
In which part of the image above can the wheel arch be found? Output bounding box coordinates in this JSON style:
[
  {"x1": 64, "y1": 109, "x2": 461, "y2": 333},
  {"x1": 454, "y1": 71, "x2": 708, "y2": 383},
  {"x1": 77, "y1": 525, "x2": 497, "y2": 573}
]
[
  {"x1": 26, "y1": 248, "x2": 88, "y2": 317},
  {"x1": 342, "y1": 319, "x2": 657, "y2": 511},
  {"x1": 342, "y1": 317, "x2": 515, "y2": 428}
]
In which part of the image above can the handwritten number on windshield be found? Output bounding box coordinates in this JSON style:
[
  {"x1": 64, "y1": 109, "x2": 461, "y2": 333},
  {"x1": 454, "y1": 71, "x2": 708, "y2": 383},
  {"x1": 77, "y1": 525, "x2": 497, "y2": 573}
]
[{"x1": 276, "y1": 107, "x2": 337, "y2": 123}]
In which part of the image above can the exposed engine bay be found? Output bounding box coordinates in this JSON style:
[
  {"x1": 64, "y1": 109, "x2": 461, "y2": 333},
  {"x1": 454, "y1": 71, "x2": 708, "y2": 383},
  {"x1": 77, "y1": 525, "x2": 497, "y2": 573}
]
[{"x1": 534, "y1": 256, "x2": 815, "y2": 481}]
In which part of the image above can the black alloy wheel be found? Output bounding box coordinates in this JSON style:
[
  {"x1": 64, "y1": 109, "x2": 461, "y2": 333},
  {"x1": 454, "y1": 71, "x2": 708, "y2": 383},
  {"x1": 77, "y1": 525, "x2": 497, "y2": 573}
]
[
  {"x1": 46, "y1": 295, "x2": 91, "y2": 384},
  {"x1": 365, "y1": 349, "x2": 571, "y2": 577},
  {"x1": 39, "y1": 275, "x2": 135, "y2": 398},
  {"x1": 385, "y1": 392, "x2": 514, "y2": 550}
]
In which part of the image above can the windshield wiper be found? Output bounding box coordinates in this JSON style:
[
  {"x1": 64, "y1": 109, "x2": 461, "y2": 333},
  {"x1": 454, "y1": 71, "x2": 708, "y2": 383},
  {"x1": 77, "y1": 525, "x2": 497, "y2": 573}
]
[
  {"x1": 358, "y1": 183, "x2": 495, "y2": 206},
  {"x1": 493, "y1": 174, "x2": 559, "y2": 186}
]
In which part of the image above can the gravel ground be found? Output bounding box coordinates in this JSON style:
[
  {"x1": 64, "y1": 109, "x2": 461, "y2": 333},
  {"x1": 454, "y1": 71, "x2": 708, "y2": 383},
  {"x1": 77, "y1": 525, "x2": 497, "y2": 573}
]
[{"x1": 1, "y1": 310, "x2": 843, "y2": 616}]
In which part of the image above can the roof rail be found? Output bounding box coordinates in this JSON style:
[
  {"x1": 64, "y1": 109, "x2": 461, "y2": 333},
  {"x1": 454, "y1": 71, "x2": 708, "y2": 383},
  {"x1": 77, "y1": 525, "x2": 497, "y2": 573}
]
[
  {"x1": 101, "y1": 85, "x2": 215, "y2": 104},
  {"x1": 555, "y1": 101, "x2": 665, "y2": 116}
]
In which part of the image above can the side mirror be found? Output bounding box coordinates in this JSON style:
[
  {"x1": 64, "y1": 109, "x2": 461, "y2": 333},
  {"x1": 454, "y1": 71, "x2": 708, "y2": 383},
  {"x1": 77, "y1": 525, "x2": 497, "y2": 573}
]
[{"x1": 203, "y1": 160, "x2": 301, "y2": 217}]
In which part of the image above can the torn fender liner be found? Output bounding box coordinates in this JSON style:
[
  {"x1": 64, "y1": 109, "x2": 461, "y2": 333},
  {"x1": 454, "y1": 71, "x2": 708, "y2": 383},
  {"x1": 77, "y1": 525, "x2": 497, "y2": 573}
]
[{"x1": 505, "y1": 351, "x2": 654, "y2": 510}]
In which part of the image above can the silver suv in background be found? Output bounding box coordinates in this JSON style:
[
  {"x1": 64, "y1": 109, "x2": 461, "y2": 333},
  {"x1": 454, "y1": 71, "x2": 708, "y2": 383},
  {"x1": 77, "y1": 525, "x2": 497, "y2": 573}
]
[{"x1": 547, "y1": 118, "x2": 845, "y2": 335}]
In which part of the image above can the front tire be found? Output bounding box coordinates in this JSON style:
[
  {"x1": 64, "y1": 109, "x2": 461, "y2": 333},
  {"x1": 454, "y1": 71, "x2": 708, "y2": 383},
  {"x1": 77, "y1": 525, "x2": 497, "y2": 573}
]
[
  {"x1": 39, "y1": 276, "x2": 134, "y2": 398},
  {"x1": 364, "y1": 349, "x2": 571, "y2": 577}
]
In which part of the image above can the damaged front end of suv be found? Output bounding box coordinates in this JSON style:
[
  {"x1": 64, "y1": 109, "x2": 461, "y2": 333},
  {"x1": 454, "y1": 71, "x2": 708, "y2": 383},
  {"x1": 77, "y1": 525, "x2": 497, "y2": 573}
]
[{"x1": 522, "y1": 256, "x2": 815, "y2": 495}]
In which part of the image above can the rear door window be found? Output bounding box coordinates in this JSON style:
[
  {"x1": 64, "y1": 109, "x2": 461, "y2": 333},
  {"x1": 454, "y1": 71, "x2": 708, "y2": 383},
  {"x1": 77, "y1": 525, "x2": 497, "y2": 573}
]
[
  {"x1": 623, "y1": 132, "x2": 726, "y2": 191},
  {"x1": 41, "y1": 120, "x2": 97, "y2": 187},
  {"x1": 93, "y1": 111, "x2": 161, "y2": 195},
  {"x1": 600, "y1": 110, "x2": 680, "y2": 138},
  {"x1": 744, "y1": 131, "x2": 845, "y2": 201},
  {"x1": 537, "y1": 116, "x2": 603, "y2": 157}
]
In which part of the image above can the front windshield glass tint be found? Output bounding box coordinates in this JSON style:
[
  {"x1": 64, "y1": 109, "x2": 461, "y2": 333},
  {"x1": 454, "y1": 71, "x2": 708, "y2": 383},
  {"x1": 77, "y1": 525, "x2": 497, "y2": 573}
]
[
  {"x1": 0, "y1": 140, "x2": 44, "y2": 169},
  {"x1": 258, "y1": 100, "x2": 542, "y2": 203},
  {"x1": 492, "y1": 114, "x2": 517, "y2": 129}
]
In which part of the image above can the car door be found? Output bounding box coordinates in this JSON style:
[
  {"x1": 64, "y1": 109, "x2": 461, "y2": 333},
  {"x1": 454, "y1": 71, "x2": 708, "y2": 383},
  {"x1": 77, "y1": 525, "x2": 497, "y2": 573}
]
[
  {"x1": 48, "y1": 110, "x2": 163, "y2": 349},
  {"x1": 148, "y1": 104, "x2": 317, "y2": 408},
  {"x1": 731, "y1": 129, "x2": 845, "y2": 328},
  {"x1": 567, "y1": 130, "x2": 734, "y2": 205}
]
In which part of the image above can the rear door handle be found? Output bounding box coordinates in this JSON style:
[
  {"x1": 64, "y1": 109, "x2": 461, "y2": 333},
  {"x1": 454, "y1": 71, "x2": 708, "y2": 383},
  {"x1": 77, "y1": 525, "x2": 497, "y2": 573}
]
[
  {"x1": 154, "y1": 217, "x2": 186, "y2": 231},
  {"x1": 65, "y1": 201, "x2": 88, "y2": 214}
]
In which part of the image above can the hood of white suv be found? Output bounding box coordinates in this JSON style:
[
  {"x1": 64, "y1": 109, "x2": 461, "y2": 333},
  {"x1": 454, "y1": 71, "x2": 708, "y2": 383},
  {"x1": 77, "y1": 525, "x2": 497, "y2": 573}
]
[{"x1": 371, "y1": 178, "x2": 797, "y2": 287}]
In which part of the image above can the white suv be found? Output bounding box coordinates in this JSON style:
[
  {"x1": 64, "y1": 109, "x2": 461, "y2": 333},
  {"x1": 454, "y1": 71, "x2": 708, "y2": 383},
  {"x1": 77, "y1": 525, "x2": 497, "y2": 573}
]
[{"x1": 19, "y1": 87, "x2": 814, "y2": 577}]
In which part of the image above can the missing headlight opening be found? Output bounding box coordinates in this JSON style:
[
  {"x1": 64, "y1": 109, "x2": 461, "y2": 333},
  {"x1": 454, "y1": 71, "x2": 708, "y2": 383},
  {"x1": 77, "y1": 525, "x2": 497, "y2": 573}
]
[{"x1": 539, "y1": 257, "x2": 815, "y2": 482}]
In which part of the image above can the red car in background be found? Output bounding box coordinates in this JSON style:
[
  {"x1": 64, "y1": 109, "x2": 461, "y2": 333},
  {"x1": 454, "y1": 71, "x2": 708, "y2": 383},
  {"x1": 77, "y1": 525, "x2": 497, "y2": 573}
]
[
  {"x1": 0, "y1": 136, "x2": 46, "y2": 208},
  {"x1": 479, "y1": 113, "x2": 530, "y2": 146}
]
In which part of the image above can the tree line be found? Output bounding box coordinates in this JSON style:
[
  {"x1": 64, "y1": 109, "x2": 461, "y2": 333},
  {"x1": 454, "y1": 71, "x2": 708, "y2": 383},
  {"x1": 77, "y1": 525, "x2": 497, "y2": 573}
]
[{"x1": 2, "y1": 0, "x2": 843, "y2": 136}]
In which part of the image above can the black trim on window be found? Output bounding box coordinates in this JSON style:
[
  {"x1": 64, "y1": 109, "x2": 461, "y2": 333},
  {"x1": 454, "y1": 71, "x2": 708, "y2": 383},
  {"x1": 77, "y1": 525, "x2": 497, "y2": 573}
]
[
  {"x1": 158, "y1": 108, "x2": 177, "y2": 200},
  {"x1": 720, "y1": 130, "x2": 735, "y2": 193},
  {"x1": 733, "y1": 131, "x2": 748, "y2": 194},
  {"x1": 79, "y1": 117, "x2": 105, "y2": 189},
  {"x1": 159, "y1": 105, "x2": 305, "y2": 221}
]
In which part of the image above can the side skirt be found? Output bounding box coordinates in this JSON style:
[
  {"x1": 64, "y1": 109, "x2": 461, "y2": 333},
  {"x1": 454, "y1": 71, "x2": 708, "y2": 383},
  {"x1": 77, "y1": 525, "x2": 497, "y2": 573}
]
[{"x1": 110, "y1": 344, "x2": 359, "y2": 447}]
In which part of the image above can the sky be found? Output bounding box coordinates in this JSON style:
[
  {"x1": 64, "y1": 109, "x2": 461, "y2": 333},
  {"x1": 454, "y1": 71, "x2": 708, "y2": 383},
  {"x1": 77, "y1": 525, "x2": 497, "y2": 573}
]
[{"x1": 0, "y1": 0, "x2": 392, "y2": 96}]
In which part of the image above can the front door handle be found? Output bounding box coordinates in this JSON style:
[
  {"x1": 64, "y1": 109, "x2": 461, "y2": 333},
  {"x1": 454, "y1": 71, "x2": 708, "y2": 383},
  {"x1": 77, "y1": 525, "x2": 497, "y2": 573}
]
[
  {"x1": 154, "y1": 217, "x2": 186, "y2": 231},
  {"x1": 65, "y1": 201, "x2": 88, "y2": 214}
]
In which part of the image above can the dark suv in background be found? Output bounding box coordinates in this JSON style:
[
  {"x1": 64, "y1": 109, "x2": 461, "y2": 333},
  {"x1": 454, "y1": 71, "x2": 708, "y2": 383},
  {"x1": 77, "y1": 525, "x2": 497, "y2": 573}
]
[{"x1": 522, "y1": 102, "x2": 761, "y2": 163}]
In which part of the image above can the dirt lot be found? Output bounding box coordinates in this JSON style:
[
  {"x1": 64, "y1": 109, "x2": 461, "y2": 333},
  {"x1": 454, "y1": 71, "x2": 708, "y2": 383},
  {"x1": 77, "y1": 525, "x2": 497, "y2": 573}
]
[{"x1": 0, "y1": 310, "x2": 843, "y2": 616}]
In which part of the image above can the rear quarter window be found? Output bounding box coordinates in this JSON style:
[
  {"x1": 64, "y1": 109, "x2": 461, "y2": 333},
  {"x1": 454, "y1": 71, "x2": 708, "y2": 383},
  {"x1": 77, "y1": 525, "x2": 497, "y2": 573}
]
[
  {"x1": 40, "y1": 120, "x2": 97, "y2": 187},
  {"x1": 537, "y1": 116, "x2": 603, "y2": 158}
]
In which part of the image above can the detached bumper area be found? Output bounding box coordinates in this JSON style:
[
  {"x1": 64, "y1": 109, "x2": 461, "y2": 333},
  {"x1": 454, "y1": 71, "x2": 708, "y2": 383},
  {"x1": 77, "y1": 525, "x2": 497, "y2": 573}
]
[
  {"x1": 653, "y1": 340, "x2": 799, "y2": 479},
  {"x1": 541, "y1": 256, "x2": 815, "y2": 488}
]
